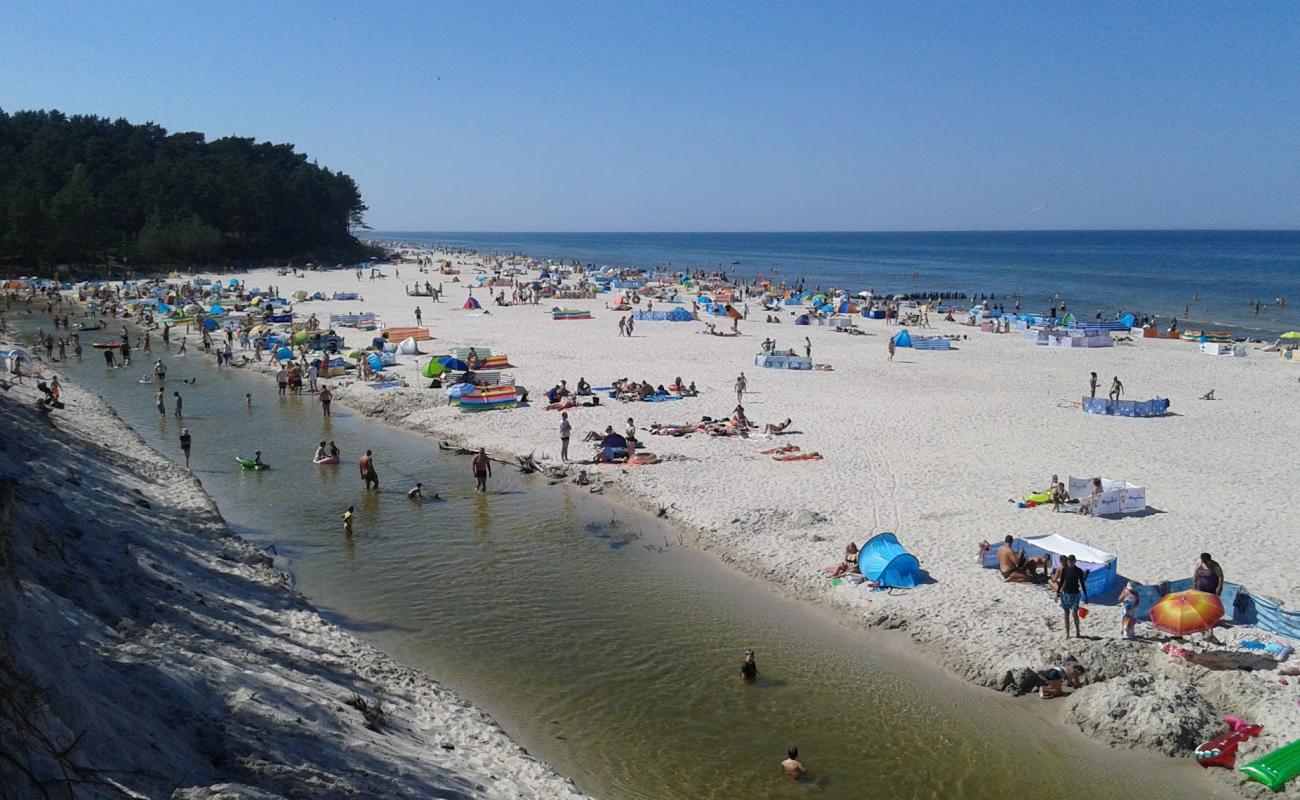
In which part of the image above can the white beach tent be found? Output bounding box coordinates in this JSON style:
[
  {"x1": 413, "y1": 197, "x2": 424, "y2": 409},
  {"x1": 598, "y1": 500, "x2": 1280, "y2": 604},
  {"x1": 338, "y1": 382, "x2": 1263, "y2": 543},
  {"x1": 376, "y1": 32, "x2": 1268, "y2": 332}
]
[{"x1": 1068, "y1": 476, "x2": 1146, "y2": 516}]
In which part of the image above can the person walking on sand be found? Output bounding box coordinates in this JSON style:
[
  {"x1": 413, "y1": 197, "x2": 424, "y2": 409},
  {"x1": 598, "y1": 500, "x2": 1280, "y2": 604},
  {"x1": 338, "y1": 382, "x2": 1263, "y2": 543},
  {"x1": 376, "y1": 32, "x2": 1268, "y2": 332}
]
[
  {"x1": 1054, "y1": 554, "x2": 1088, "y2": 639},
  {"x1": 560, "y1": 411, "x2": 572, "y2": 462},
  {"x1": 414, "y1": 306, "x2": 423, "y2": 326},
  {"x1": 735, "y1": 372, "x2": 747, "y2": 404},
  {"x1": 781, "y1": 746, "x2": 806, "y2": 779},
  {"x1": 472, "y1": 448, "x2": 492, "y2": 492},
  {"x1": 1108, "y1": 375, "x2": 1123, "y2": 402},
  {"x1": 1089, "y1": 371, "x2": 1098, "y2": 399},
  {"x1": 804, "y1": 336, "x2": 811, "y2": 360},
  {"x1": 618, "y1": 317, "x2": 627, "y2": 337},
  {"x1": 179, "y1": 427, "x2": 192, "y2": 468},
  {"x1": 342, "y1": 505, "x2": 354, "y2": 537},
  {"x1": 319, "y1": 385, "x2": 332, "y2": 417},
  {"x1": 887, "y1": 335, "x2": 896, "y2": 362},
  {"x1": 172, "y1": 391, "x2": 183, "y2": 419},
  {"x1": 359, "y1": 449, "x2": 379, "y2": 491}
]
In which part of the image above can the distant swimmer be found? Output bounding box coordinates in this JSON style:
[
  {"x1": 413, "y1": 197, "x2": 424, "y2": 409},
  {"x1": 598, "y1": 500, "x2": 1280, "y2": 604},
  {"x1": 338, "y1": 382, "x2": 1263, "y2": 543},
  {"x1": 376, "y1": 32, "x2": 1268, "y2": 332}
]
[
  {"x1": 408, "y1": 482, "x2": 437, "y2": 500},
  {"x1": 741, "y1": 649, "x2": 758, "y2": 682}
]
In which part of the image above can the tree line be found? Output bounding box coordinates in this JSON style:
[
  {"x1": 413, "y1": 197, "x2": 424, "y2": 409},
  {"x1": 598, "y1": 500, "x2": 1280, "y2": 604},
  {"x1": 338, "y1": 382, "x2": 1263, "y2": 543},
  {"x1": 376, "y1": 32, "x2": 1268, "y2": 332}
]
[{"x1": 0, "y1": 108, "x2": 375, "y2": 272}]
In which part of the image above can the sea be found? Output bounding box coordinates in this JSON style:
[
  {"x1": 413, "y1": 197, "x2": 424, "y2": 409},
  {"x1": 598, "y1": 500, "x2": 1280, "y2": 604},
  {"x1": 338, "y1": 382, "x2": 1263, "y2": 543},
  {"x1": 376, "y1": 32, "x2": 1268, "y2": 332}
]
[{"x1": 366, "y1": 230, "x2": 1300, "y2": 337}]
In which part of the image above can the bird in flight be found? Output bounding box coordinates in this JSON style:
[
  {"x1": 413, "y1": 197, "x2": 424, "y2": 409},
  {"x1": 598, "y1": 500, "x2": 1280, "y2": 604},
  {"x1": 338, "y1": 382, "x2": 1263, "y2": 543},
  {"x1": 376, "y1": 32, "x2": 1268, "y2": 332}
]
[{"x1": 1028, "y1": 203, "x2": 1048, "y2": 214}]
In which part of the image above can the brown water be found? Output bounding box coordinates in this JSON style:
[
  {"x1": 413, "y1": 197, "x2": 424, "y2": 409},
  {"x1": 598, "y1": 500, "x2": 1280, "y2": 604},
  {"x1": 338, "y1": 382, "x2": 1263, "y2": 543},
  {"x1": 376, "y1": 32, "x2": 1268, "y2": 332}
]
[{"x1": 24, "y1": 319, "x2": 1225, "y2": 800}]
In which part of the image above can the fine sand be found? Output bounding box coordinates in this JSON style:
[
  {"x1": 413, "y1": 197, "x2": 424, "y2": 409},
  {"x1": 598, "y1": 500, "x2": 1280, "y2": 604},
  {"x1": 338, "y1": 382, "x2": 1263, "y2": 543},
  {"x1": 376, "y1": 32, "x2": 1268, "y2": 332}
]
[
  {"x1": 187, "y1": 254, "x2": 1300, "y2": 795},
  {"x1": 0, "y1": 359, "x2": 585, "y2": 798}
]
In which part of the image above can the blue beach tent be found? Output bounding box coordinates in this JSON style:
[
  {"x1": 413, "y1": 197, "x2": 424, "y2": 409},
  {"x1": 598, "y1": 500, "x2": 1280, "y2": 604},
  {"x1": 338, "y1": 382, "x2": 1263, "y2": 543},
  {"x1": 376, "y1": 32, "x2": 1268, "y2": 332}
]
[
  {"x1": 892, "y1": 329, "x2": 913, "y2": 347},
  {"x1": 859, "y1": 533, "x2": 922, "y2": 589}
]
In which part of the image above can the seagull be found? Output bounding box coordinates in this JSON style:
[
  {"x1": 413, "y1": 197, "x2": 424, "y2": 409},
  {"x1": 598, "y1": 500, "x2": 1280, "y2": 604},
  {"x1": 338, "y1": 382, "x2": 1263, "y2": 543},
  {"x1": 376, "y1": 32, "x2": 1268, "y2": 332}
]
[{"x1": 1029, "y1": 203, "x2": 1048, "y2": 214}]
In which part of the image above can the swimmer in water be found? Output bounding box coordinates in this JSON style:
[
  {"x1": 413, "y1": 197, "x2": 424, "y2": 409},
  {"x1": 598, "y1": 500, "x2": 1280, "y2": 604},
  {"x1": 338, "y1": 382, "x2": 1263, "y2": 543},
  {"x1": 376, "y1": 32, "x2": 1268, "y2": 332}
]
[
  {"x1": 245, "y1": 392, "x2": 252, "y2": 408},
  {"x1": 342, "y1": 505, "x2": 353, "y2": 537},
  {"x1": 252, "y1": 450, "x2": 265, "y2": 468},
  {"x1": 781, "y1": 746, "x2": 806, "y2": 779},
  {"x1": 408, "y1": 483, "x2": 423, "y2": 499}
]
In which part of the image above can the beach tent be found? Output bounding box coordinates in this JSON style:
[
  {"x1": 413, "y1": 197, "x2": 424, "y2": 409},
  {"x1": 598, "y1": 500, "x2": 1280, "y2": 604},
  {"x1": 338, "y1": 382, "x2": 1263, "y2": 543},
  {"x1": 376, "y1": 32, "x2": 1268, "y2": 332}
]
[
  {"x1": 463, "y1": 296, "x2": 481, "y2": 310},
  {"x1": 794, "y1": 314, "x2": 810, "y2": 326},
  {"x1": 397, "y1": 337, "x2": 421, "y2": 355},
  {"x1": 1060, "y1": 312, "x2": 1077, "y2": 326},
  {"x1": 858, "y1": 533, "x2": 922, "y2": 589},
  {"x1": 1118, "y1": 313, "x2": 1136, "y2": 328},
  {"x1": 983, "y1": 534, "x2": 1117, "y2": 597},
  {"x1": 667, "y1": 307, "x2": 693, "y2": 322},
  {"x1": 421, "y1": 359, "x2": 449, "y2": 378},
  {"x1": 892, "y1": 330, "x2": 913, "y2": 347},
  {"x1": 366, "y1": 353, "x2": 384, "y2": 372}
]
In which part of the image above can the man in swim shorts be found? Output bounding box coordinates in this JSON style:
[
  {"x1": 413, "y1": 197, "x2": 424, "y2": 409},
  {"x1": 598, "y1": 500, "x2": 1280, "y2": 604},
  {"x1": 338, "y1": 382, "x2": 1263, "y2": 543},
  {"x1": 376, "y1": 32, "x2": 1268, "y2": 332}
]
[
  {"x1": 1054, "y1": 554, "x2": 1089, "y2": 638},
  {"x1": 472, "y1": 448, "x2": 491, "y2": 492},
  {"x1": 996, "y1": 535, "x2": 1048, "y2": 581},
  {"x1": 359, "y1": 450, "x2": 379, "y2": 491}
]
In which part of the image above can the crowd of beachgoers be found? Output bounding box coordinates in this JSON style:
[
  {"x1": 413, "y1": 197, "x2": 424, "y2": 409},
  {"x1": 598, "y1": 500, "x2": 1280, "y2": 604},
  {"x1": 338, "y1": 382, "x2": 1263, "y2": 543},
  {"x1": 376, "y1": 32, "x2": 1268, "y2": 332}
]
[{"x1": 4, "y1": 245, "x2": 1300, "y2": 797}]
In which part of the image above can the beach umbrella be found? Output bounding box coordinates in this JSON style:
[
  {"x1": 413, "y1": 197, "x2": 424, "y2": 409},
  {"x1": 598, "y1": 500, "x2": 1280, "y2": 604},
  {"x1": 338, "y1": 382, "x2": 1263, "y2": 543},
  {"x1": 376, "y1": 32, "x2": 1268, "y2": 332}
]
[
  {"x1": 346, "y1": 349, "x2": 366, "y2": 360},
  {"x1": 421, "y1": 359, "x2": 449, "y2": 378},
  {"x1": 438, "y1": 356, "x2": 469, "y2": 371},
  {"x1": 1149, "y1": 589, "x2": 1224, "y2": 636},
  {"x1": 1280, "y1": 331, "x2": 1300, "y2": 339}
]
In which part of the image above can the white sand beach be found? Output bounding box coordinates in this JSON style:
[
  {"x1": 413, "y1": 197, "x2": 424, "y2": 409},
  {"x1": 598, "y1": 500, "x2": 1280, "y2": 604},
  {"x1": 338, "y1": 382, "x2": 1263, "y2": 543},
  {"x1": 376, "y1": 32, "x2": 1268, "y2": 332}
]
[
  {"x1": 179, "y1": 253, "x2": 1300, "y2": 792},
  {"x1": 0, "y1": 358, "x2": 585, "y2": 799}
]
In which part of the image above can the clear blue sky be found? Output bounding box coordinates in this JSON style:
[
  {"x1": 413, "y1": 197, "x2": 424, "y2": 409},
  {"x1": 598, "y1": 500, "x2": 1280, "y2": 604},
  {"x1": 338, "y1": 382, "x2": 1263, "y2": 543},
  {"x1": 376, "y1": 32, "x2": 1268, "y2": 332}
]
[{"x1": 3, "y1": 1, "x2": 1297, "y2": 231}]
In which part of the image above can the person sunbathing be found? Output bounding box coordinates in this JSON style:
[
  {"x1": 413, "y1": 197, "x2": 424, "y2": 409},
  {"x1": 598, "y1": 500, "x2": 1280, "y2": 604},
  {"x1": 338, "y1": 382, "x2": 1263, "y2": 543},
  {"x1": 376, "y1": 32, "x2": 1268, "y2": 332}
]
[
  {"x1": 829, "y1": 542, "x2": 860, "y2": 577},
  {"x1": 763, "y1": 418, "x2": 793, "y2": 435},
  {"x1": 996, "y1": 535, "x2": 1049, "y2": 582},
  {"x1": 730, "y1": 405, "x2": 751, "y2": 428}
]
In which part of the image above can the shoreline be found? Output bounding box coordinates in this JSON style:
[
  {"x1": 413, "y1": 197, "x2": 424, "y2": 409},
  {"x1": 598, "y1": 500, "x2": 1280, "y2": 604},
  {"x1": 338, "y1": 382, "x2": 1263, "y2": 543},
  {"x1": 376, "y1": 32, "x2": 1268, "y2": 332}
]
[
  {"x1": 0, "y1": 341, "x2": 585, "y2": 799},
  {"x1": 25, "y1": 252, "x2": 1300, "y2": 797}
]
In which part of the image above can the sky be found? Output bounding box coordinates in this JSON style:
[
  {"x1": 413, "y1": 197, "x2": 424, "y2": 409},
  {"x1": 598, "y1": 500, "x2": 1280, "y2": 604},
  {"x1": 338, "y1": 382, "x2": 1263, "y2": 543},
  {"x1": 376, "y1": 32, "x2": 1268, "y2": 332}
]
[{"x1": 2, "y1": 1, "x2": 1298, "y2": 231}]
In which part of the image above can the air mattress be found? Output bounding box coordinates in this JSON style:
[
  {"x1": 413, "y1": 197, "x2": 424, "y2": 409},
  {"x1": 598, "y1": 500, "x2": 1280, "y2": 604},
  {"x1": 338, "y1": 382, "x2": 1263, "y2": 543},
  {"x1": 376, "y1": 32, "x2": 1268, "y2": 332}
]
[{"x1": 235, "y1": 457, "x2": 270, "y2": 471}]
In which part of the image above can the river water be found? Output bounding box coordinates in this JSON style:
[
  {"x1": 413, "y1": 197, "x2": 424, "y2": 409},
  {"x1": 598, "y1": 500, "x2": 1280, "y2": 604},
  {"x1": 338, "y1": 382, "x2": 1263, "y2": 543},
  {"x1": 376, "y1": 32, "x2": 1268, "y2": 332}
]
[{"x1": 18, "y1": 319, "x2": 1223, "y2": 799}]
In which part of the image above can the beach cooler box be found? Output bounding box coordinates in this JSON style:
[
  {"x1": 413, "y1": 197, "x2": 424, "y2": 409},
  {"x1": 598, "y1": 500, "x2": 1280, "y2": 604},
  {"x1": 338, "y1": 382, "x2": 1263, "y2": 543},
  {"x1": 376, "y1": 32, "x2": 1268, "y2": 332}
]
[{"x1": 1143, "y1": 327, "x2": 1158, "y2": 338}]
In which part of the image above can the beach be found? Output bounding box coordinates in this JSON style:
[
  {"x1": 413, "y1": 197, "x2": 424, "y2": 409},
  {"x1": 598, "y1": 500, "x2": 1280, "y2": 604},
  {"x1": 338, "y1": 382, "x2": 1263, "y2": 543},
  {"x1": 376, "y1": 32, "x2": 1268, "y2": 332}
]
[
  {"x1": 11, "y1": 253, "x2": 1300, "y2": 798},
  {"x1": 0, "y1": 357, "x2": 585, "y2": 799},
  {"x1": 183, "y1": 253, "x2": 1300, "y2": 791}
]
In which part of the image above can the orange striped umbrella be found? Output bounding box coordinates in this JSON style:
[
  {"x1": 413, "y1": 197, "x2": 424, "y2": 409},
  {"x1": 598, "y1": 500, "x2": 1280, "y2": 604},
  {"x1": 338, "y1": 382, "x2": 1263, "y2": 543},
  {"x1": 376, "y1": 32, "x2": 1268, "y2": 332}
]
[{"x1": 1150, "y1": 589, "x2": 1224, "y2": 636}]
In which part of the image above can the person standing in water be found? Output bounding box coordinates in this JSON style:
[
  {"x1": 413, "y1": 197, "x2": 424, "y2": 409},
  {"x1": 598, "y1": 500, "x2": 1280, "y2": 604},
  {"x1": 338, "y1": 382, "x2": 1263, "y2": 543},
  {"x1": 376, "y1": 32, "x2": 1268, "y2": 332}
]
[
  {"x1": 472, "y1": 448, "x2": 492, "y2": 492},
  {"x1": 359, "y1": 450, "x2": 379, "y2": 491},
  {"x1": 179, "y1": 427, "x2": 192, "y2": 468},
  {"x1": 342, "y1": 506, "x2": 354, "y2": 538},
  {"x1": 155, "y1": 387, "x2": 165, "y2": 416},
  {"x1": 319, "y1": 385, "x2": 332, "y2": 417},
  {"x1": 741, "y1": 649, "x2": 758, "y2": 682},
  {"x1": 172, "y1": 391, "x2": 183, "y2": 419},
  {"x1": 781, "y1": 746, "x2": 806, "y2": 779}
]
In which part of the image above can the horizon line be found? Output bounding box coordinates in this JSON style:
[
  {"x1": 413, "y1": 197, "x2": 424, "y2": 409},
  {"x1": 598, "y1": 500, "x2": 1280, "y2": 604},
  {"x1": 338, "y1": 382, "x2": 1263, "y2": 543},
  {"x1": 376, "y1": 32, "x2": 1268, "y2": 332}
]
[{"x1": 363, "y1": 227, "x2": 1300, "y2": 236}]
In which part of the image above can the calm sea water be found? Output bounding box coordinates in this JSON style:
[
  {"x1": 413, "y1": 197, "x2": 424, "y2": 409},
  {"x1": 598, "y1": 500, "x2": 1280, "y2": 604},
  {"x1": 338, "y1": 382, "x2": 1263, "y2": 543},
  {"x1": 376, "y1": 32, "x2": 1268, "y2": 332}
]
[{"x1": 368, "y1": 231, "x2": 1300, "y2": 336}]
